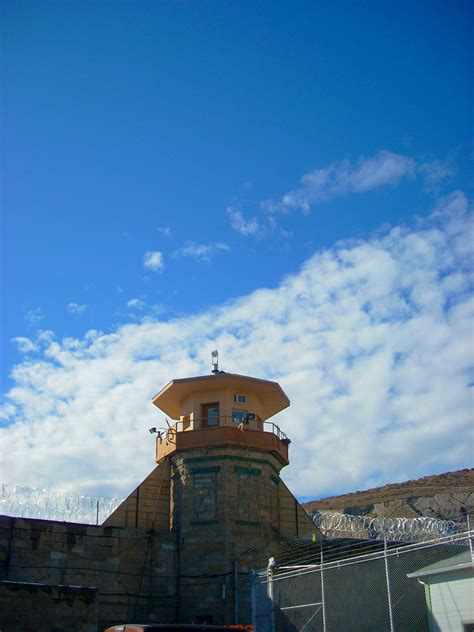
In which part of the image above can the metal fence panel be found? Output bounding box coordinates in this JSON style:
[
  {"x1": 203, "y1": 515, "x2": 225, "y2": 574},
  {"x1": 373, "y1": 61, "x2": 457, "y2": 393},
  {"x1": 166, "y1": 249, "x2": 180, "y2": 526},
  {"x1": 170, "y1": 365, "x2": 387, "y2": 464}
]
[
  {"x1": 251, "y1": 532, "x2": 472, "y2": 632},
  {"x1": 273, "y1": 571, "x2": 323, "y2": 632},
  {"x1": 252, "y1": 572, "x2": 274, "y2": 632}
]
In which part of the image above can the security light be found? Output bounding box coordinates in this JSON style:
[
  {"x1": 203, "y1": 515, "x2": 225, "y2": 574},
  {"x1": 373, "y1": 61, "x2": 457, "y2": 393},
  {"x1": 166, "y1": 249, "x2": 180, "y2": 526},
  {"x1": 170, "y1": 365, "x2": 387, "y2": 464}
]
[{"x1": 149, "y1": 427, "x2": 157, "y2": 434}]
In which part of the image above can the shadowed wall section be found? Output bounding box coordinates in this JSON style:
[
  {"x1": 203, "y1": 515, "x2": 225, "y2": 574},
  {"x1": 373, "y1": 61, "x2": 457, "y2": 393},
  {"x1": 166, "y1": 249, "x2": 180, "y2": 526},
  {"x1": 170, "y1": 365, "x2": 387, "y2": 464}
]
[
  {"x1": 103, "y1": 463, "x2": 171, "y2": 531},
  {"x1": 279, "y1": 481, "x2": 315, "y2": 537}
]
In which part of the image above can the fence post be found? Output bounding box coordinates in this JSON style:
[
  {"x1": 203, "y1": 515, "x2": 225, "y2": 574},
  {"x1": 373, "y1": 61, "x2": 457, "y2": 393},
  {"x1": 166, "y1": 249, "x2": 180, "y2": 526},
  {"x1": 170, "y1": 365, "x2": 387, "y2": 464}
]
[
  {"x1": 249, "y1": 571, "x2": 257, "y2": 631},
  {"x1": 234, "y1": 561, "x2": 239, "y2": 625},
  {"x1": 467, "y1": 514, "x2": 474, "y2": 563},
  {"x1": 384, "y1": 536, "x2": 395, "y2": 632},
  {"x1": 320, "y1": 540, "x2": 327, "y2": 632},
  {"x1": 267, "y1": 565, "x2": 276, "y2": 632}
]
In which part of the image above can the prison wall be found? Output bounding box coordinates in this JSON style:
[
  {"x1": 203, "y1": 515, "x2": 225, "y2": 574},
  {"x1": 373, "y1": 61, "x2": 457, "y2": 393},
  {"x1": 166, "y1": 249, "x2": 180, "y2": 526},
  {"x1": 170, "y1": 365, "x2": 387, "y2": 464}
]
[
  {"x1": 0, "y1": 515, "x2": 177, "y2": 631},
  {"x1": 0, "y1": 581, "x2": 98, "y2": 632},
  {"x1": 103, "y1": 462, "x2": 171, "y2": 531},
  {"x1": 278, "y1": 480, "x2": 316, "y2": 537}
]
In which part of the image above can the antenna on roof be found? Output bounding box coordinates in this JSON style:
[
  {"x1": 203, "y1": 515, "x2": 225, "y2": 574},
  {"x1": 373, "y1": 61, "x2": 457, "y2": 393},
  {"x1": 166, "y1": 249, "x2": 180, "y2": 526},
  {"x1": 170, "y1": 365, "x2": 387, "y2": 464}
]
[{"x1": 211, "y1": 350, "x2": 219, "y2": 374}]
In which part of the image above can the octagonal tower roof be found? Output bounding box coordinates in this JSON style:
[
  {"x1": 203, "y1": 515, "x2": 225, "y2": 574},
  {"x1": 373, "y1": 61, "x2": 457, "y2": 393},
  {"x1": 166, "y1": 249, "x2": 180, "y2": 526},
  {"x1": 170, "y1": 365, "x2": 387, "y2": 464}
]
[{"x1": 152, "y1": 372, "x2": 290, "y2": 421}]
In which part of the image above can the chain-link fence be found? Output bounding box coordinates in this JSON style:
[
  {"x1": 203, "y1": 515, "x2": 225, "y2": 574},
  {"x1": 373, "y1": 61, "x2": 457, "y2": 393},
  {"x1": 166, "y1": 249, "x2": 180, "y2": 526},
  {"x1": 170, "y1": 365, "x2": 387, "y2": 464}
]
[{"x1": 250, "y1": 531, "x2": 473, "y2": 631}]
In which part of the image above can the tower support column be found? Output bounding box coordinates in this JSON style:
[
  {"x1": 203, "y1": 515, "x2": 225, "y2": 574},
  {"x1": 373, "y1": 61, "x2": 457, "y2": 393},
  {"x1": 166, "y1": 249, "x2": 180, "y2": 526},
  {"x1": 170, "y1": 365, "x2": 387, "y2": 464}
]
[{"x1": 170, "y1": 445, "x2": 282, "y2": 625}]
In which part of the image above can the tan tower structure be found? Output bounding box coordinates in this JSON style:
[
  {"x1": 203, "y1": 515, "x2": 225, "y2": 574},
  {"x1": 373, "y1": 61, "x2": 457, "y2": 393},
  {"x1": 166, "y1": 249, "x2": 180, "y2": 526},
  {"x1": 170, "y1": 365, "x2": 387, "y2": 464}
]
[{"x1": 105, "y1": 358, "x2": 314, "y2": 624}]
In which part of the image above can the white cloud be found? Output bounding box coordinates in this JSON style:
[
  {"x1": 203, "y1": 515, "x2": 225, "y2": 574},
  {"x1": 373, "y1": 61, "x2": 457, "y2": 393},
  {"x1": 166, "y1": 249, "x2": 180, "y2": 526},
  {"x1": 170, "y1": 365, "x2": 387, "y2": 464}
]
[
  {"x1": 173, "y1": 241, "x2": 230, "y2": 262},
  {"x1": 24, "y1": 307, "x2": 44, "y2": 327},
  {"x1": 227, "y1": 206, "x2": 261, "y2": 236},
  {"x1": 67, "y1": 303, "x2": 87, "y2": 315},
  {"x1": 127, "y1": 298, "x2": 146, "y2": 310},
  {"x1": 0, "y1": 403, "x2": 16, "y2": 421},
  {"x1": 12, "y1": 337, "x2": 38, "y2": 353},
  {"x1": 143, "y1": 250, "x2": 164, "y2": 272},
  {"x1": 419, "y1": 158, "x2": 456, "y2": 193},
  {"x1": 1, "y1": 194, "x2": 472, "y2": 500},
  {"x1": 38, "y1": 330, "x2": 55, "y2": 344},
  {"x1": 156, "y1": 227, "x2": 172, "y2": 237},
  {"x1": 227, "y1": 150, "x2": 457, "y2": 237},
  {"x1": 263, "y1": 151, "x2": 416, "y2": 214}
]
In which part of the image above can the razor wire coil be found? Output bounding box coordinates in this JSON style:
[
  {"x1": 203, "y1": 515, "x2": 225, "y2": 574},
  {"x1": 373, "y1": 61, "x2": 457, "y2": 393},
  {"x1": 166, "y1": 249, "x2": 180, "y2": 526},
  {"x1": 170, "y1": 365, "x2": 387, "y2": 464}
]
[
  {"x1": 309, "y1": 510, "x2": 460, "y2": 541},
  {"x1": 0, "y1": 483, "x2": 123, "y2": 524}
]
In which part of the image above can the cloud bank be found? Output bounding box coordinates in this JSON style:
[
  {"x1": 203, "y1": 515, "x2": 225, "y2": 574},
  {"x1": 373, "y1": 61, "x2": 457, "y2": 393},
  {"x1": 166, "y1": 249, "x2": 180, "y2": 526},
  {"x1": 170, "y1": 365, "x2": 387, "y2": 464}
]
[
  {"x1": 264, "y1": 151, "x2": 417, "y2": 214},
  {"x1": 2, "y1": 192, "x2": 473, "y2": 499},
  {"x1": 228, "y1": 150, "x2": 457, "y2": 237}
]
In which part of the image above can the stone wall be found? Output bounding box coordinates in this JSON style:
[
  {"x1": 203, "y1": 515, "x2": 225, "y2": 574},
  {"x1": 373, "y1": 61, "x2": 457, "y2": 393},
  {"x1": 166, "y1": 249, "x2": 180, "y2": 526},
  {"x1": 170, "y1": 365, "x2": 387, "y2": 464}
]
[
  {"x1": 0, "y1": 581, "x2": 98, "y2": 632},
  {"x1": 0, "y1": 453, "x2": 315, "y2": 630},
  {"x1": 103, "y1": 464, "x2": 170, "y2": 531},
  {"x1": 0, "y1": 515, "x2": 177, "y2": 631},
  {"x1": 279, "y1": 480, "x2": 315, "y2": 537}
]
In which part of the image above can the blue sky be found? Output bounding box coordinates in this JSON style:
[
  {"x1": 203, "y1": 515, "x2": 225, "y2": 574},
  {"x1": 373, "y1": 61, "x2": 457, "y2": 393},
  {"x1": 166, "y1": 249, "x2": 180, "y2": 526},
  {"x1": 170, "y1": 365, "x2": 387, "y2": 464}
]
[{"x1": 1, "y1": 1, "x2": 473, "y2": 501}]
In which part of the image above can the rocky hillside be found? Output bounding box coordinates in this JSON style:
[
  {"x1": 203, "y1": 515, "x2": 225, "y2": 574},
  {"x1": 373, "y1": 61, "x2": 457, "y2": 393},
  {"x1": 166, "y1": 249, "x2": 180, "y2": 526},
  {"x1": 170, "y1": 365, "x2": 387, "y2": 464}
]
[{"x1": 303, "y1": 469, "x2": 474, "y2": 523}]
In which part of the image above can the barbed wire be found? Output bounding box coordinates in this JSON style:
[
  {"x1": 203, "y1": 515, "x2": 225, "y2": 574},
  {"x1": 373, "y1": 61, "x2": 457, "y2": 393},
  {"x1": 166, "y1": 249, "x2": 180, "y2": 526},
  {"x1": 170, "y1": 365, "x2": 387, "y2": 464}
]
[
  {"x1": 0, "y1": 483, "x2": 123, "y2": 524},
  {"x1": 309, "y1": 510, "x2": 464, "y2": 541},
  {"x1": 1, "y1": 482, "x2": 470, "y2": 538}
]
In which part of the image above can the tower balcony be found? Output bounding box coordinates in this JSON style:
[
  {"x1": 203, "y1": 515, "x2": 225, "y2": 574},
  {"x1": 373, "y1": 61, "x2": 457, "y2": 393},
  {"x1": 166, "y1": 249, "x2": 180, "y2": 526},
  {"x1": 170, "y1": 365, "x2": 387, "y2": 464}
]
[{"x1": 155, "y1": 417, "x2": 291, "y2": 466}]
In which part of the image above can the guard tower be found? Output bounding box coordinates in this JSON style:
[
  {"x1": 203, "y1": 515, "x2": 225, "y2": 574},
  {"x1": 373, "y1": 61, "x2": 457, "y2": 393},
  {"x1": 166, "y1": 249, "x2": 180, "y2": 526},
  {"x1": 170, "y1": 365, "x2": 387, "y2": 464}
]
[
  {"x1": 104, "y1": 355, "x2": 315, "y2": 625},
  {"x1": 153, "y1": 370, "x2": 291, "y2": 467}
]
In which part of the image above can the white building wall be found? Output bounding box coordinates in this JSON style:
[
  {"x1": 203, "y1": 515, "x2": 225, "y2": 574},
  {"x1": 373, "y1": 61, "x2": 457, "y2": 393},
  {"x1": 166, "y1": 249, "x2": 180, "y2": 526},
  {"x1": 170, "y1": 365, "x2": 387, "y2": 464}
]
[{"x1": 428, "y1": 570, "x2": 474, "y2": 632}]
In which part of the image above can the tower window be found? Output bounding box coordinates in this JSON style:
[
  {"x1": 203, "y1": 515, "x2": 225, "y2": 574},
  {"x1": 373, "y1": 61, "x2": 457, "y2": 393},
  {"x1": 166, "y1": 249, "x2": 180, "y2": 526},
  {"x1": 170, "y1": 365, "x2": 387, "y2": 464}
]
[
  {"x1": 202, "y1": 403, "x2": 219, "y2": 427},
  {"x1": 234, "y1": 393, "x2": 247, "y2": 404}
]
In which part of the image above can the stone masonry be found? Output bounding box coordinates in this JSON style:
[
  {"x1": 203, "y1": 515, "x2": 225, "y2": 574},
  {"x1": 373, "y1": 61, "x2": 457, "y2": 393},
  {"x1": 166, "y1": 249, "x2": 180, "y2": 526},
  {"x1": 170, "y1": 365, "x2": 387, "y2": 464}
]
[
  {"x1": 170, "y1": 445, "x2": 295, "y2": 625},
  {"x1": 0, "y1": 515, "x2": 177, "y2": 631}
]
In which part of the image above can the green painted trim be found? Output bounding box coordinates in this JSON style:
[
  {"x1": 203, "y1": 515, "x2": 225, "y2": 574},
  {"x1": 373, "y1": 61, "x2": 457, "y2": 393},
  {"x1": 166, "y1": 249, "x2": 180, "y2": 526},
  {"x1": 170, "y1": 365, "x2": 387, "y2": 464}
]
[
  {"x1": 191, "y1": 466, "x2": 221, "y2": 474},
  {"x1": 191, "y1": 519, "x2": 219, "y2": 526},
  {"x1": 234, "y1": 466, "x2": 261, "y2": 476},
  {"x1": 235, "y1": 520, "x2": 260, "y2": 527},
  {"x1": 183, "y1": 454, "x2": 281, "y2": 476},
  {"x1": 270, "y1": 475, "x2": 280, "y2": 484}
]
